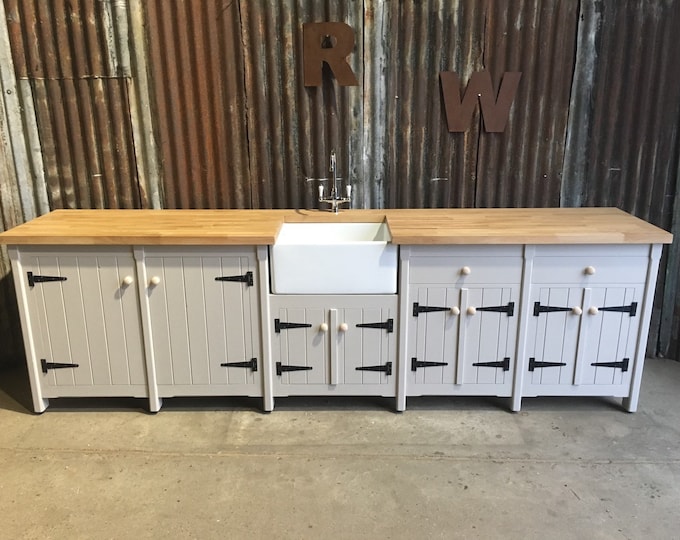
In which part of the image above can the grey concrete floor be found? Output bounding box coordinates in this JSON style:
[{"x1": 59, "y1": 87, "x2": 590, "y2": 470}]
[{"x1": 1, "y1": 360, "x2": 679, "y2": 540}]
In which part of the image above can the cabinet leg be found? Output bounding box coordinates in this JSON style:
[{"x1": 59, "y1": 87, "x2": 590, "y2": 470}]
[
  {"x1": 510, "y1": 395, "x2": 522, "y2": 412},
  {"x1": 262, "y1": 395, "x2": 274, "y2": 412},
  {"x1": 622, "y1": 395, "x2": 637, "y2": 413},
  {"x1": 33, "y1": 397, "x2": 49, "y2": 414},
  {"x1": 148, "y1": 396, "x2": 162, "y2": 413},
  {"x1": 396, "y1": 394, "x2": 406, "y2": 412}
]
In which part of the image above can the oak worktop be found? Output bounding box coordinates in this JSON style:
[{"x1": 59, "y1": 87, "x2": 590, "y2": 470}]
[{"x1": 0, "y1": 208, "x2": 672, "y2": 245}]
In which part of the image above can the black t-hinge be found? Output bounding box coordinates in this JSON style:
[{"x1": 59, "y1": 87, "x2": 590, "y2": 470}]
[
  {"x1": 221, "y1": 358, "x2": 257, "y2": 371},
  {"x1": 28, "y1": 272, "x2": 67, "y2": 288},
  {"x1": 41, "y1": 359, "x2": 79, "y2": 373},
  {"x1": 356, "y1": 362, "x2": 392, "y2": 375},
  {"x1": 215, "y1": 271, "x2": 253, "y2": 286}
]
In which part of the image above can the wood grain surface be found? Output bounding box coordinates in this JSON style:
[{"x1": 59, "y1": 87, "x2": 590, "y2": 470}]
[{"x1": 0, "y1": 208, "x2": 672, "y2": 245}]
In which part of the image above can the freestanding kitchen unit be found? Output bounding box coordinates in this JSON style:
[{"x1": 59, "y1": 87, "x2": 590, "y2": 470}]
[{"x1": 0, "y1": 208, "x2": 672, "y2": 414}]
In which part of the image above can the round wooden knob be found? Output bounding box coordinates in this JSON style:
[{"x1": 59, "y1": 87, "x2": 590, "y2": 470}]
[
  {"x1": 150, "y1": 276, "x2": 161, "y2": 286},
  {"x1": 584, "y1": 266, "x2": 596, "y2": 275},
  {"x1": 571, "y1": 306, "x2": 583, "y2": 316},
  {"x1": 319, "y1": 323, "x2": 329, "y2": 333},
  {"x1": 588, "y1": 306, "x2": 599, "y2": 315},
  {"x1": 461, "y1": 266, "x2": 471, "y2": 276},
  {"x1": 122, "y1": 275, "x2": 134, "y2": 286},
  {"x1": 339, "y1": 323, "x2": 349, "y2": 332},
  {"x1": 450, "y1": 306, "x2": 461, "y2": 316},
  {"x1": 467, "y1": 306, "x2": 477, "y2": 316}
]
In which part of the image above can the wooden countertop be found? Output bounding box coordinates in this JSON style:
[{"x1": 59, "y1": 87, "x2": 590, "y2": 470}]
[{"x1": 0, "y1": 208, "x2": 672, "y2": 245}]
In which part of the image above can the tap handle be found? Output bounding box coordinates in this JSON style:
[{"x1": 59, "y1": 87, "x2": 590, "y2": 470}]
[
  {"x1": 346, "y1": 185, "x2": 352, "y2": 198},
  {"x1": 318, "y1": 185, "x2": 324, "y2": 199}
]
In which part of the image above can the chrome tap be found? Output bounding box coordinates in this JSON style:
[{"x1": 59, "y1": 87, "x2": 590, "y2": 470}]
[{"x1": 318, "y1": 150, "x2": 351, "y2": 213}]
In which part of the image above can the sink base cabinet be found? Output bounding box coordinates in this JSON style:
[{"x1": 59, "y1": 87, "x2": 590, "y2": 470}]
[{"x1": 269, "y1": 295, "x2": 398, "y2": 397}]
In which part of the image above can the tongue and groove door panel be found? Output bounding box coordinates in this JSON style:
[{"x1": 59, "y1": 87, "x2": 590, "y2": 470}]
[
  {"x1": 270, "y1": 296, "x2": 397, "y2": 396},
  {"x1": 407, "y1": 285, "x2": 517, "y2": 396},
  {"x1": 19, "y1": 249, "x2": 146, "y2": 397},
  {"x1": 143, "y1": 249, "x2": 261, "y2": 396},
  {"x1": 524, "y1": 284, "x2": 643, "y2": 394}
]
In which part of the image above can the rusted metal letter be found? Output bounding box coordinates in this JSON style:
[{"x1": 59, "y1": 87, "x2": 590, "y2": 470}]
[
  {"x1": 440, "y1": 71, "x2": 522, "y2": 132},
  {"x1": 303, "y1": 22, "x2": 359, "y2": 87}
]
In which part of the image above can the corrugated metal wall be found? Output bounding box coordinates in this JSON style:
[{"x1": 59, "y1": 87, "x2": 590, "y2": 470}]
[
  {"x1": 4, "y1": 0, "x2": 144, "y2": 210},
  {"x1": 1, "y1": 0, "x2": 679, "y2": 363}
]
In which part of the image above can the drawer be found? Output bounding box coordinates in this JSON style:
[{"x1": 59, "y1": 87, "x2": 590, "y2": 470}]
[
  {"x1": 531, "y1": 255, "x2": 648, "y2": 284},
  {"x1": 409, "y1": 256, "x2": 523, "y2": 284}
]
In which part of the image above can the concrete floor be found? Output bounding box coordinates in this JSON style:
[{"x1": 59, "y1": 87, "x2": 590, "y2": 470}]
[{"x1": 0, "y1": 360, "x2": 679, "y2": 540}]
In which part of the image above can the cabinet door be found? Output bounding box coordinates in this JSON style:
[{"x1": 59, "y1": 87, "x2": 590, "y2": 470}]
[
  {"x1": 524, "y1": 284, "x2": 642, "y2": 394},
  {"x1": 524, "y1": 286, "x2": 584, "y2": 389},
  {"x1": 332, "y1": 305, "x2": 396, "y2": 387},
  {"x1": 407, "y1": 286, "x2": 459, "y2": 388},
  {"x1": 458, "y1": 286, "x2": 517, "y2": 394},
  {"x1": 144, "y1": 252, "x2": 260, "y2": 396},
  {"x1": 271, "y1": 296, "x2": 397, "y2": 396},
  {"x1": 21, "y1": 250, "x2": 146, "y2": 397},
  {"x1": 407, "y1": 285, "x2": 517, "y2": 396},
  {"x1": 576, "y1": 286, "x2": 642, "y2": 387}
]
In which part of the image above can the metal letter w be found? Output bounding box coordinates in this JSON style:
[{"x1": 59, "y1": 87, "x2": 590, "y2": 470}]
[{"x1": 440, "y1": 71, "x2": 522, "y2": 132}]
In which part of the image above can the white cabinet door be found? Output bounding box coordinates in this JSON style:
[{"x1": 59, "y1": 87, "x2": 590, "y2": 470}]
[
  {"x1": 522, "y1": 246, "x2": 651, "y2": 399},
  {"x1": 270, "y1": 296, "x2": 397, "y2": 396},
  {"x1": 404, "y1": 246, "x2": 523, "y2": 398},
  {"x1": 17, "y1": 249, "x2": 146, "y2": 399},
  {"x1": 407, "y1": 285, "x2": 518, "y2": 396},
  {"x1": 143, "y1": 249, "x2": 261, "y2": 397}
]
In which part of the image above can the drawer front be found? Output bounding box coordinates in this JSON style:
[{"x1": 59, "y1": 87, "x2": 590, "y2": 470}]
[
  {"x1": 409, "y1": 256, "x2": 523, "y2": 284},
  {"x1": 531, "y1": 256, "x2": 648, "y2": 284}
]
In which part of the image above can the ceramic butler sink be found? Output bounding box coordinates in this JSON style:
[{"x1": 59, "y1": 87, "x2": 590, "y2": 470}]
[{"x1": 270, "y1": 222, "x2": 398, "y2": 294}]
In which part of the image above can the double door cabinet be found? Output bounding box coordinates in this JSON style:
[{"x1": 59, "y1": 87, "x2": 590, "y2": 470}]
[{"x1": 9, "y1": 242, "x2": 661, "y2": 413}]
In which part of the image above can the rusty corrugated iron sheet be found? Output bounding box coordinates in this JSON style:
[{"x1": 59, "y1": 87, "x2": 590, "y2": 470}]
[
  {"x1": 561, "y1": 0, "x2": 680, "y2": 357},
  {"x1": 4, "y1": 0, "x2": 142, "y2": 210},
  {"x1": 144, "y1": 0, "x2": 251, "y2": 209}
]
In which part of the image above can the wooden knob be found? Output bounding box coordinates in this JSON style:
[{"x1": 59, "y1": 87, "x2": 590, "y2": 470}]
[
  {"x1": 122, "y1": 275, "x2": 134, "y2": 286},
  {"x1": 588, "y1": 306, "x2": 599, "y2": 315},
  {"x1": 450, "y1": 306, "x2": 461, "y2": 316},
  {"x1": 584, "y1": 266, "x2": 596, "y2": 275},
  {"x1": 461, "y1": 266, "x2": 471, "y2": 276},
  {"x1": 467, "y1": 306, "x2": 477, "y2": 316},
  {"x1": 319, "y1": 323, "x2": 329, "y2": 333},
  {"x1": 339, "y1": 323, "x2": 349, "y2": 332},
  {"x1": 571, "y1": 306, "x2": 583, "y2": 316},
  {"x1": 150, "y1": 276, "x2": 161, "y2": 286}
]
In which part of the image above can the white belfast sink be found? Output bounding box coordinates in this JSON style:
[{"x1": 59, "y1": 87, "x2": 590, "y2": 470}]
[{"x1": 270, "y1": 222, "x2": 398, "y2": 294}]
